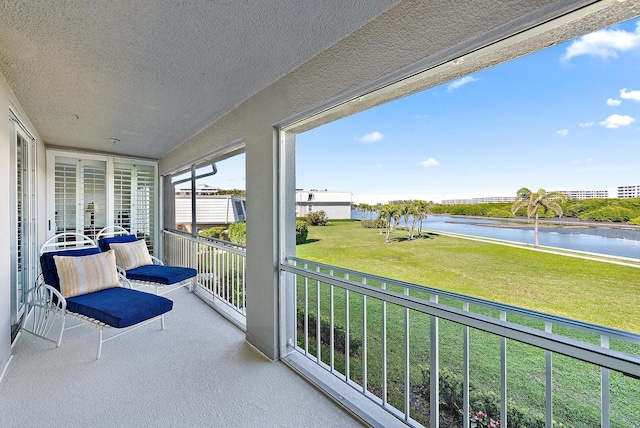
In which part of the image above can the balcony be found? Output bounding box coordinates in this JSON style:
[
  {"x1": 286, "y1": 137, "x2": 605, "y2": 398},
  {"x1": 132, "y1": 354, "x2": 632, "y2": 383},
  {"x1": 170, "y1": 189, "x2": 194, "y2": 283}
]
[
  {"x1": 1, "y1": 286, "x2": 363, "y2": 427},
  {"x1": 3, "y1": 3, "x2": 640, "y2": 427},
  {"x1": 24, "y1": 230, "x2": 631, "y2": 427}
]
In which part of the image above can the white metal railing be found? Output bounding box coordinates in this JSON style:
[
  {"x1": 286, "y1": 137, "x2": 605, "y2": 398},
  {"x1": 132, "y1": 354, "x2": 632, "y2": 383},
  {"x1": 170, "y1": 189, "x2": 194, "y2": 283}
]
[
  {"x1": 281, "y1": 257, "x2": 640, "y2": 428},
  {"x1": 164, "y1": 229, "x2": 246, "y2": 316}
]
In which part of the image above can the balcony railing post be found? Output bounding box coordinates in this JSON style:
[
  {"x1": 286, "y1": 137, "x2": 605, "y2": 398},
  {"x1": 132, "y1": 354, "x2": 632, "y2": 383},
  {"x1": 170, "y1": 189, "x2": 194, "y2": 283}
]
[
  {"x1": 330, "y1": 272, "x2": 335, "y2": 373},
  {"x1": 545, "y1": 322, "x2": 553, "y2": 428},
  {"x1": 404, "y1": 287, "x2": 410, "y2": 421},
  {"x1": 362, "y1": 278, "x2": 368, "y2": 395},
  {"x1": 316, "y1": 268, "x2": 321, "y2": 363},
  {"x1": 463, "y1": 302, "x2": 470, "y2": 428},
  {"x1": 500, "y1": 311, "x2": 507, "y2": 427},
  {"x1": 430, "y1": 294, "x2": 439, "y2": 428},
  {"x1": 382, "y1": 282, "x2": 388, "y2": 408},
  {"x1": 601, "y1": 335, "x2": 611, "y2": 428},
  {"x1": 345, "y1": 272, "x2": 351, "y2": 383}
]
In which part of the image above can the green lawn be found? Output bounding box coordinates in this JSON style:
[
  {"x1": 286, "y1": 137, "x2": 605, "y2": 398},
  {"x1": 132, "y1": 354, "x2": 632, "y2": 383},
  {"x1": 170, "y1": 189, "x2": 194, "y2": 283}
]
[
  {"x1": 297, "y1": 221, "x2": 640, "y2": 332},
  {"x1": 295, "y1": 221, "x2": 640, "y2": 427}
]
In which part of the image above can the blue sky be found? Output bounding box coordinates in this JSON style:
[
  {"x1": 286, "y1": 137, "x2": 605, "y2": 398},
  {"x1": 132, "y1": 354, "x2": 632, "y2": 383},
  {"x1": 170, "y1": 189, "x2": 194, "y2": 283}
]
[
  {"x1": 206, "y1": 18, "x2": 640, "y2": 204},
  {"x1": 295, "y1": 17, "x2": 640, "y2": 204}
]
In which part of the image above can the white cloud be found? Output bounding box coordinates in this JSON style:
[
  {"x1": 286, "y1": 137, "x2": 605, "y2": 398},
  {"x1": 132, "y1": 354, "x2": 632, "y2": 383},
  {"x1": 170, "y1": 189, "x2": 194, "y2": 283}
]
[
  {"x1": 599, "y1": 114, "x2": 635, "y2": 129},
  {"x1": 563, "y1": 22, "x2": 640, "y2": 60},
  {"x1": 420, "y1": 157, "x2": 440, "y2": 167},
  {"x1": 579, "y1": 121, "x2": 594, "y2": 127},
  {"x1": 446, "y1": 76, "x2": 479, "y2": 92},
  {"x1": 607, "y1": 98, "x2": 621, "y2": 106},
  {"x1": 414, "y1": 114, "x2": 430, "y2": 119},
  {"x1": 357, "y1": 131, "x2": 384, "y2": 143},
  {"x1": 620, "y1": 88, "x2": 640, "y2": 102},
  {"x1": 556, "y1": 129, "x2": 569, "y2": 137}
]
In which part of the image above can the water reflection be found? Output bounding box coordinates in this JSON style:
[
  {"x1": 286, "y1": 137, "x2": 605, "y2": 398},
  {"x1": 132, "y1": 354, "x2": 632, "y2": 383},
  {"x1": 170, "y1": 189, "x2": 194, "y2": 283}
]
[{"x1": 352, "y1": 211, "x2": 640, "y2": 260}]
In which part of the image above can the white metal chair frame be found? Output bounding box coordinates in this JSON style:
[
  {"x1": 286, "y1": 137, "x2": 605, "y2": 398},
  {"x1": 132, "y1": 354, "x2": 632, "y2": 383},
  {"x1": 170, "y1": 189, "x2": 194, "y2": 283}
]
[
  {"x1": 96, "y1": 226, "x2": 195, "y2": 295},
  {"x1": 20, "y1": 233, "x2": 168, "y2": 359}
]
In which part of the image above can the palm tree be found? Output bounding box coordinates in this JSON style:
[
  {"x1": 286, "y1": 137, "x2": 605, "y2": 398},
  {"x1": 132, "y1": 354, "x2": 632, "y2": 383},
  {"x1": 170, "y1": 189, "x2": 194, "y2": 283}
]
[
  {"x1": 400, "y1": 203, "x2": 412, "y2": 237},
  {"x1": 511, "y1": 188, "x2": 566, "y2": 247},
  {"x1": 409, "y1": 200, "x2": 431, "y2": 239},
  {"x1": 378, "y1": 203, "x2": 401, "y2": 243}
]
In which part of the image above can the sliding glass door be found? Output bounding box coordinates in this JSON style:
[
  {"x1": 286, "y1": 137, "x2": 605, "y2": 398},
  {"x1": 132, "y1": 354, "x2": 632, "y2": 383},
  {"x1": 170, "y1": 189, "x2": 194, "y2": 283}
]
[
  {"x1": 47, "y1": 150, "x2": 157, "y2": 253},
  {"x1": 10, "y1": 117, "x2": 36, "y2": 326}
]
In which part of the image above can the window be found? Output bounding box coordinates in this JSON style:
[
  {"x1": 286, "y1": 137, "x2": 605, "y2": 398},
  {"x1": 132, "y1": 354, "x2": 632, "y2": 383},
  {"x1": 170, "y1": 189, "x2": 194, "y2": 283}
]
[
  {"x1": 165, "y1": 150, "x2": 245, "y2": 235},
  {"x1": 280, "y1": 14, "x2": 640, "y2": 428}
]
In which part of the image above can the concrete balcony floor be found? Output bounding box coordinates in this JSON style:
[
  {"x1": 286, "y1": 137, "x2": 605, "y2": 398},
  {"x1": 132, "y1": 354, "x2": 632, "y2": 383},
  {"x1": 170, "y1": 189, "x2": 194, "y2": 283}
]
[{"x1": 0, "y1": 288, "x2": 363, "y2": 427}]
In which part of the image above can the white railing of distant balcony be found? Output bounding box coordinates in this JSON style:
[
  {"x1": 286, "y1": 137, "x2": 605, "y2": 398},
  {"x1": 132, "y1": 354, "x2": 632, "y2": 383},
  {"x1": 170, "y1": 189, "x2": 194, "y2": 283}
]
[
  {"x1": 164, "y1": 229, "x2": 246, "y2": 322},
  {"x1": 281, "y1": 257, "x2": 640, "y2": 428}
]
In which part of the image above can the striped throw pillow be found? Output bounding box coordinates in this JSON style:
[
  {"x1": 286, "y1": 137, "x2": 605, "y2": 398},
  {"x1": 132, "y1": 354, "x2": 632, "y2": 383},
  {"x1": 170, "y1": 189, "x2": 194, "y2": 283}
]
[
  {"x1": 54, "y1": 250, "x2": 120, "y2": 298},
  {"x1": 110, "y1": 239, "x2": 153, "y2": 270}
]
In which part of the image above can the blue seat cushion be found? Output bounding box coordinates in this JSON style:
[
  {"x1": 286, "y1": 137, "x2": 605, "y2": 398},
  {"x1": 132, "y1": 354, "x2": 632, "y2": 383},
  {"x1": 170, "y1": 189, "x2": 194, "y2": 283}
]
[
  {"x1": 98, "y1": 234, "x2": 138, "y2": 252},
  {"x1": 40, "y1": 247, "x2": 102, "y2": 291},
  {"x1": 126, "y1": 265, "x2": 197, "y2": 285},
  {"x1": 66, "y1": 287, "x2": 173, "y2": 328}
]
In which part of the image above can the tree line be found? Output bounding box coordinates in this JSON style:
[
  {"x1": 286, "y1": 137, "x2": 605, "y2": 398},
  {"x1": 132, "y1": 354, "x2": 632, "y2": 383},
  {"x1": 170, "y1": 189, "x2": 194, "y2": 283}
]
[
  {"x1": 354, "y1": 200, "x2": 435, "y2": 243},
  {"x1": 353, "y1": 190, "x2": 640, "y2": 246},
  {"x1": 355, "y1": 196, "x2": 640, "y2": 225}
]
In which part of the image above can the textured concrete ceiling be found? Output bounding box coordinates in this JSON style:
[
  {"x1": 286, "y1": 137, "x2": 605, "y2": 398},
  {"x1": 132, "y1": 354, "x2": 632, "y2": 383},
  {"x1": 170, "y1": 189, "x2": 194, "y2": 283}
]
[{"x1": 0, "y1": 0, "x2": 398, "y2": 158}]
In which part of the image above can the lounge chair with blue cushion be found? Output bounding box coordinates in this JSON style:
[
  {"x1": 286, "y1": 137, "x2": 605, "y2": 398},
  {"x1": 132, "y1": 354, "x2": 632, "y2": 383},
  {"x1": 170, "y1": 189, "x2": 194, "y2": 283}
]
[
  {"x1": 21, "y1": 233, "x2": 173, "y2": 359},
  {"x1": 96, "y1": 226, "x2": 197, "y2": 295}
]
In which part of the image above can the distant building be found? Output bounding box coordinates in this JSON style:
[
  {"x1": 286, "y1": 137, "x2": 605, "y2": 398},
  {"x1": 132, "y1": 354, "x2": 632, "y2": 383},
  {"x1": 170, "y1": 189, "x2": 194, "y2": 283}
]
[
  {"x1": 441, "y1": 197, "x2": 514, "y2": 205},
  {"x1": 441, "y1": 199, "x2": 472, "y2": 205},
  {"x1": 470, "y1": 196, "x2": 516, "y2": 204},
  {"x1": 555, "y1": 190, "x2": 608, "y2": 199},
  {"x1": 618, "y1": 185, "x2": 640, "y2": 198},
  {"x1": 442, "y1": 190, "x2": 609, "y2": 205},
  {"x1": 296, "y1": 189, "x2": 352, "y2": 219},
  {"x1": 175, "y1": 185, "x2": 246, "y2": 232}
]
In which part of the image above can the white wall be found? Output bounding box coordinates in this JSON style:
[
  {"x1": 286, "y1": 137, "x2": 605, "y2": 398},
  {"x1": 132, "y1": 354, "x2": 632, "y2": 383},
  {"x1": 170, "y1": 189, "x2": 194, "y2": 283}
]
[
  {"x1": 297, "y1": 203, "x2": 351, "y2": 220},
  {"x1": 157, "y1": 1, "x2": 627, "y2": 360}
]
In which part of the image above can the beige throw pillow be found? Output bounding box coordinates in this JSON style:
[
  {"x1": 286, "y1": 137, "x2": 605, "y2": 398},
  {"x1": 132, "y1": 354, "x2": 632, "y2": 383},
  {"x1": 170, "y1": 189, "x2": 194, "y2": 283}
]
[
  {"x1": 110, "y1": 239, "x2": 153, "y2": 270},
  {"x1": 54, "y1": 250, "x2": 120, "y2": 298}
]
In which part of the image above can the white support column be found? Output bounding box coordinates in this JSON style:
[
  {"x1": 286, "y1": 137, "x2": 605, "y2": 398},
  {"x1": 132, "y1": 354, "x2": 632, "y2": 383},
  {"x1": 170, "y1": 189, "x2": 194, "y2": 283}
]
[{"x1": 245, "y1": 129, "x2": 280, "y2": 360}]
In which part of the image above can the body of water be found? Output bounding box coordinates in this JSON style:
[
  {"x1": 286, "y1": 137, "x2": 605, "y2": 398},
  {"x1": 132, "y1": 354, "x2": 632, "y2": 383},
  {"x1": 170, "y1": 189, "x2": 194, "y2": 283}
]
[{"x1": 352, "y1": 212, "x2": 640, "y2": 260}]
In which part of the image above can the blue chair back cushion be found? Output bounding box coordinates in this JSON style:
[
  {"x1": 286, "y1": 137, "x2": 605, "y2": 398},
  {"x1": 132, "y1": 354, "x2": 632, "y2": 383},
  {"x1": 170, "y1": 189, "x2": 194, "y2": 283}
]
[
  {"x1": 40, "y1": 247, "x2": 102, "y2": 291},
  {"x1": 98, "y1": 234, "x2": 138, "y2": 252},
  {"x1": 66, "y1": 287, "x2": 173, "y2": 328},
  {"x1": 126, "y1": 265, "x2": 197, "y2": 285}
]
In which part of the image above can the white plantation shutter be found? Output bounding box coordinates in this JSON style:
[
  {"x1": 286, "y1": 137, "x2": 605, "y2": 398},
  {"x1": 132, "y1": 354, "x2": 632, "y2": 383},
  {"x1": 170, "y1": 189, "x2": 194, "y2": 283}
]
[
  {"x1": 135, "y1": 164, "x2": 156, "y2": 253},
  {"x1": 114, "y1": 165, "x2": 132, "y2": 230},
  {"x1": 49, "y1": 152, "x2": 156, "y2": 253},
  {"x1": 81, "y1": 160, "x2": 107, "y2": 234},
  {"x1": 54, "y1": 157, "x2": 77, "y2": 233},
  {"x1": 16, "y1": 137, "x2": 23, "y2": 277},
  {"x1": 114, "y1": 163, "x2": 156, "y2": 253}
]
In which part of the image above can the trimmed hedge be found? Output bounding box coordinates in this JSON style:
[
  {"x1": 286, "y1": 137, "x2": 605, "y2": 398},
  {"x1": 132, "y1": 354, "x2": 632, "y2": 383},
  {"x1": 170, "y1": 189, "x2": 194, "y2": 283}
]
[
  {"x1": 306, "y1": 211, "x2": 328, "y2": 226},
  {"x1": 296, "y1": 220, "x2": 309, "y2": 244},
  {"x1": 199, "y1": 226, "x2": 224, "y2": 239},
  {"x1": 228, "y1": 222, "x2": 246, "y2": 245},
  {"x1": 416, "y1": 365, "x2": 558, "y2": 428},
  {"x1": 360, "y1": 219, "x2": 386, "y2": 228},
  {"x1": 296, "y1": 308, "x2": 362, "y2": 356}
]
